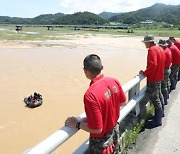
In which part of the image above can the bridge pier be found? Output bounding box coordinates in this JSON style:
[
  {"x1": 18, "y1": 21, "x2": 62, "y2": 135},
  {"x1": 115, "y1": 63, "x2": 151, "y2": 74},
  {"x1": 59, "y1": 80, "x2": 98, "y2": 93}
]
[
  {"x1": 47, "y1": 26, "x2": 54, "y2": 30},
  {"x1": 16, "y1": 26, "x2": 22, "y2": 33}
]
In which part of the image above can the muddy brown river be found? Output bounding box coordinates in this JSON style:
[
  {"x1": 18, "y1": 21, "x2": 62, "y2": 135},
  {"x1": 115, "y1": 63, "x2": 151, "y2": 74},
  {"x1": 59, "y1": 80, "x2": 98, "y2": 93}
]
[{"x1": 0, "y1": 35, "x2": 147, "y2": 153}]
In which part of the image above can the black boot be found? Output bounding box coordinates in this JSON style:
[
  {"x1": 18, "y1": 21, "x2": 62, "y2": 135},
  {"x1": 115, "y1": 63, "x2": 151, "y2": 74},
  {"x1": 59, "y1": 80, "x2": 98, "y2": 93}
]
[
  {"x1": 162, "y1": 90, "x2": 169, "y2": 105},
  {"x1": 170, "y1": 79, "x2": 177, "y2": 92},
  {"x1": 146, "y1": 109, "x2": 163, "y2": 128}
]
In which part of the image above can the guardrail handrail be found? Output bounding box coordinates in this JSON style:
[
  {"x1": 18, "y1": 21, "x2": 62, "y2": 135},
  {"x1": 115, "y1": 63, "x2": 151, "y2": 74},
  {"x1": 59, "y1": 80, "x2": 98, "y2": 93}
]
[{"x1": 24, "y1": 75, "x2": 145, "y2": 154}]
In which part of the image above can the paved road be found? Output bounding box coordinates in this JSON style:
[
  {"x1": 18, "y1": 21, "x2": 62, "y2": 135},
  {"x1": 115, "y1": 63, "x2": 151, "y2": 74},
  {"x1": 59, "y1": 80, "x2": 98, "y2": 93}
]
[{"x1": 128, "y1": 82, "x2": 180, "y2": 154}]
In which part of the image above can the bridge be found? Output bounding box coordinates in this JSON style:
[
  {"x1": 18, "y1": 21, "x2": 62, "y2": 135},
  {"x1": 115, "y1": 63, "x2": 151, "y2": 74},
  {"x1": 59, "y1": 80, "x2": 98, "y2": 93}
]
[
  {"x1": 23, "y1": 75, "x2": 180, "y2": 154},
  {"x1": 15, "y1": 24, "x2": 128, "y2": 32}
]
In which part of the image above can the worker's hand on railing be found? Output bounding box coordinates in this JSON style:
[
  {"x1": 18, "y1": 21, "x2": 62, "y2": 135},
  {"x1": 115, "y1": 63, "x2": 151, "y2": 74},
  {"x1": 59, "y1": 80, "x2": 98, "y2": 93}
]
[
  {"x1": 65, "y1": 116, "x2": 78, "y2": 128},
  {"x1": 121, "y1": 101, "x2": 128, "y2": 108},
  {"x1": 138, "y1": 71, "x2": 145, "y2": 79},
  {"x1": 139, "y1": 70, "x2": 144, "y2": 75}
]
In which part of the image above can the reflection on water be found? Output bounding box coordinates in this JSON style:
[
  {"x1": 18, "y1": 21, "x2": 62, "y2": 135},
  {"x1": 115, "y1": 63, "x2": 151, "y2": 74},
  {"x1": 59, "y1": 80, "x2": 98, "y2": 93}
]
[{"x1": 0, "y1": 37, "x2": 147, "y2": 154}]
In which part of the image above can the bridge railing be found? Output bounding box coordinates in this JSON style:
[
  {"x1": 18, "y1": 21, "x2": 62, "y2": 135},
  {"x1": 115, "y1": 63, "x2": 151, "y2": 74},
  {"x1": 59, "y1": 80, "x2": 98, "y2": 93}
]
[{"x1": 24, "y1": 74, "x2": 146, "y2": 154}]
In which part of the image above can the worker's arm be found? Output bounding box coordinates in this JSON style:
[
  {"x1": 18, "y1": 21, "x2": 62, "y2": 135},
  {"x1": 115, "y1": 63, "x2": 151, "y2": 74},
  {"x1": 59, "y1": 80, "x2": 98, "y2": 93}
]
[{"x1": 65, "y1": 116, "x2": 102, "y2": 134}]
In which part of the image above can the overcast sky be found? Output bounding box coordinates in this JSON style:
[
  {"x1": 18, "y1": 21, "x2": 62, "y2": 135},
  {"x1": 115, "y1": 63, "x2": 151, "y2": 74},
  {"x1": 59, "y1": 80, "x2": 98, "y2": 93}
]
[{"x1": 0, "y1": 0, "x2": 179, "y2": 18}]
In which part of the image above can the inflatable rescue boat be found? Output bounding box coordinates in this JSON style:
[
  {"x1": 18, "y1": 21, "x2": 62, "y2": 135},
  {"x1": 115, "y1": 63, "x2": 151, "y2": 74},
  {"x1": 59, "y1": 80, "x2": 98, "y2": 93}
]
[{"x1": 24, "y1": 92, "x2": 43, "y2": 108}]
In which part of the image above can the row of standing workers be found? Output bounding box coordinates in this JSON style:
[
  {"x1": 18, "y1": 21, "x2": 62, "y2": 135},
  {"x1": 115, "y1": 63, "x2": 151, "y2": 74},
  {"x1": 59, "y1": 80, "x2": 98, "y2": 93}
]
[
  {"x1": 139, "y1": 35, "x2": 180, "y2": 128},
  {"x1": 64, "y1": 35, "x2": 180, "y2": 153}
]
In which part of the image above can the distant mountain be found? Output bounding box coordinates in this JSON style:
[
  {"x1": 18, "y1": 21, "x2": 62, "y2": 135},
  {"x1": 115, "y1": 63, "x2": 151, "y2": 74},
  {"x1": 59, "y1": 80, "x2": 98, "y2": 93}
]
[
  {"x1": 0, "y1": 13, "x2": 64, "y2": 25},
  {"x1": 32, "y1": 13, "x2": 64, "y2": 24},
  {"x1": 0, "y1": 16, "x2": 32, "y2": 24},
  {"x1": 53, "y1": 12, "x2": 108, "y2": 25},
  {"x1": 0, "y1": 3, "x2": 180, "y2": 25},
  {"x1": 98, "y1": 12, "x2": 122, "y2": 20},
  {"x1": 109, "y1": 3, "x2": 180, "y2": 25},
  {"x1": 0, "y1": 12, "x2": 107, "y2": 25}
]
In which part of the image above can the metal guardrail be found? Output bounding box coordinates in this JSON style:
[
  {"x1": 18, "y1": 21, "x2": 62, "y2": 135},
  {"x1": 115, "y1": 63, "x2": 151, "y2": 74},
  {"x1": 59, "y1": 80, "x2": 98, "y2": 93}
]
[{"x1": 24, "y1": 75, "x2": 146, "y2": 154}]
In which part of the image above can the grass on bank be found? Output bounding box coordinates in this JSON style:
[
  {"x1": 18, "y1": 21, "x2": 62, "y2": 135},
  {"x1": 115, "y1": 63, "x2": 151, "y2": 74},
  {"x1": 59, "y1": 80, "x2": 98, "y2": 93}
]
[
  {"x1": 0, "y1": 25, "x2": 180, "y2": 41},
  {"x1": 120, "y1": 103, "x2": 155, "y2": 154}
]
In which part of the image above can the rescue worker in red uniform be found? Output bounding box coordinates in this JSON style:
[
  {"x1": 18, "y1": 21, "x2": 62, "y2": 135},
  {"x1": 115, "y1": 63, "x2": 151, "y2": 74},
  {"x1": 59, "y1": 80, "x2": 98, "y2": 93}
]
[
  {"x1": 158, "y1": 39, "x2": 172, "y2": 105},
  {"x1": 169, "y1": 37, "x2": 180, "y2": 50},
  {"x1": 65, "y1": 54, "x2": 126, "y2": 154},
  {"x1": 139, "y1": 35, "x2": 165, "y2": 128},
  {"x1": 167, "y1": 39, "x2": 180, "y2": 91},
  {"x1": 169, "y1": 37, "x2": 180, "y2": 81}
]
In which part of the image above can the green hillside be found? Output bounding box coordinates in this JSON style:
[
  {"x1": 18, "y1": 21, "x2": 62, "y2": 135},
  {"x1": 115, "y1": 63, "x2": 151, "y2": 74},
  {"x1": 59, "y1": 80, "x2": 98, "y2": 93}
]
[
  {"x1": 0, "y1": 13, "x2": 64, "y2": 25},
  {"x1": 109, "y1": 3, "x2": 180, "y2": 25},
  {"x1": 32, "y1": 13, "x2": 64, "y2": 24},
  {"x1": 98, "y1": 12, "x2": 122, "y2": 20},
  {"x1": 53, "y1": 12, "x2": 107, "y2": 25}
]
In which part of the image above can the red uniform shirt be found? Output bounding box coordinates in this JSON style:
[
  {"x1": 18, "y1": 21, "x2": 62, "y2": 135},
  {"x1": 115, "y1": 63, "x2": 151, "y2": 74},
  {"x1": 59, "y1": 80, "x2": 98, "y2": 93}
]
[
  {"x1": 163, "y1": 47, "x2": 172, "y2": 68},
  {"x1": 174, "y1": 40, "x2": 180, "y2": 50},
  {"x1": 143, "y1": 45, "x2": 165, "y2": 82},
  {"x1": 169, "y1": 44, "x2": 180, "y2": 65},
  {"x1": 84, "y1": 74, "x2": 126, "y2": 137}
]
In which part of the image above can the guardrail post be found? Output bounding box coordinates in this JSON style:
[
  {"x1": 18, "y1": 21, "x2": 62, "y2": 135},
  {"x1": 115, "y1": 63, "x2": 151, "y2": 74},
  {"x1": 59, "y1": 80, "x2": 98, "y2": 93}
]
[
  {"x1": 128, "y1": 83, "x2": 140, "y2": 116},
  {"x1": 128, "y1": 83, "x2": 140, "y2": 100}
]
